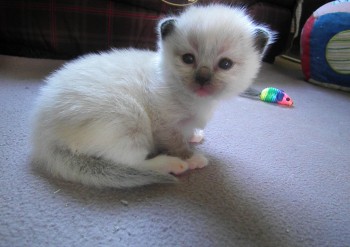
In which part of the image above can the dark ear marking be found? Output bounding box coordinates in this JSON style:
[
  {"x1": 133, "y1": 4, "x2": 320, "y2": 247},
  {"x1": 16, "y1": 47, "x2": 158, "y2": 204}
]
[
  {"x1": 160, "y1": 19, "x2": 176, "y2": 40},
  {"x1": 254, "y1": 27, "x2": 272, "y2": 54}
]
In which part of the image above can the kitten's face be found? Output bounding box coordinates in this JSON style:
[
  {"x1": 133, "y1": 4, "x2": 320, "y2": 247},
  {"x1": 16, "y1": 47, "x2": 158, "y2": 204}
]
[{"x1": 158, "y1": 5, "x2": 272, "y2": 99}]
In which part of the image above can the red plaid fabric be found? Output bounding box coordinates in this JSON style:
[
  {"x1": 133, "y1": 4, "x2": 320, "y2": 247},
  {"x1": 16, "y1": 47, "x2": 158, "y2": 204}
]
[
  {"x1": 0, "y1": 0, "x2": 297, "y2": 61},
  {"x1": 1, "y1": 0, "x2": 168, "y2": 58}
]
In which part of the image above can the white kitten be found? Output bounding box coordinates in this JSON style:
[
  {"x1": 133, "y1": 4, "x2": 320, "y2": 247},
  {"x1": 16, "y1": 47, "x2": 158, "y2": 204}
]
[{"x1": 30, "y1": 4, "x2": 273, "y2": 188}]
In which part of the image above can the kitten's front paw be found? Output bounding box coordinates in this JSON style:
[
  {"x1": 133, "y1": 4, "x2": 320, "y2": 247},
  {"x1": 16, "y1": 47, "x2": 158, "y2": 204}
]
[
  {"x1": 186, "y1": 153, "x2": 209, "y2": 170},
  {"x1": 189, "y1": 129, "x2": 204, "y2": 144}
]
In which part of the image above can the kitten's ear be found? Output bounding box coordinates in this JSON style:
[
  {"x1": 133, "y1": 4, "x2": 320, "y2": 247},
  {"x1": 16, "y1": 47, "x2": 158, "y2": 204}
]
[
  {"x1": 159, "y1": 18, "x2": 176, "y2": 40},
  {"x1": 253, "y1": 26, "x2": 275, "y2": 55}
]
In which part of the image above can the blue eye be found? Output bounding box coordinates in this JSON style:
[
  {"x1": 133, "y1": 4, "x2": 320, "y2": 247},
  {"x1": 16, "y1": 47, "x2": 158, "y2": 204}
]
[
  {"x1": 218, "y1": 58, "x2": 234, "y2": 70},
  {"x1": 182, "y1": 54, "x2": 195, "y2": 64}
]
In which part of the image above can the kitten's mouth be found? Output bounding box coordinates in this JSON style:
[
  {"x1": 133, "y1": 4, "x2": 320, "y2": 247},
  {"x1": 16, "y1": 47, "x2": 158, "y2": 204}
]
[{"x1": 194, "y1": 85, "x2": 214, "y2": 97}]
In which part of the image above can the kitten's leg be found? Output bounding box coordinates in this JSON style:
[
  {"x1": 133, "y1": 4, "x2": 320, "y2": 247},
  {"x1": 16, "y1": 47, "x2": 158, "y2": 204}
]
[
  {"x1": 156, "y1": 128, "x2": 193, "y2": 159},
  {"x1": 106, "y1": 125, "x2": 206, "y2": 173}
]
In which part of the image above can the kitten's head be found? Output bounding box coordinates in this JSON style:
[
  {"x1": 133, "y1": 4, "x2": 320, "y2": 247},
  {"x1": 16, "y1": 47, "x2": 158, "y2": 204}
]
[{"x1": 157, "y1": 4, "x2": 274, "y2": 99}]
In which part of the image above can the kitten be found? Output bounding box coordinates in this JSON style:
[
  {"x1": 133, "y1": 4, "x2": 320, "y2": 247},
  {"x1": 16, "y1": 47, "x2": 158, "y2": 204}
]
[{"x1": 30, "y1": 4, "x2": 273, "y2": 188}]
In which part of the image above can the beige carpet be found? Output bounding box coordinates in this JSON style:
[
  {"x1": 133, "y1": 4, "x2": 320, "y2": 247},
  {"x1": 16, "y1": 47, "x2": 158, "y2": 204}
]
[{"x1": 1, "y1": 55, "x2": 349, "y2": 247}]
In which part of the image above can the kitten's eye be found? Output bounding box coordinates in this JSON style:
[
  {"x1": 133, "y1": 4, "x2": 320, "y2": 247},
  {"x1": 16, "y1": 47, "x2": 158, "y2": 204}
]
[
  {"x1": 182, "y1": 53, "x2": 195, "y2": 64},
  {"x1": 218, "y1": 58, "x2": 234, "y2": 70}
]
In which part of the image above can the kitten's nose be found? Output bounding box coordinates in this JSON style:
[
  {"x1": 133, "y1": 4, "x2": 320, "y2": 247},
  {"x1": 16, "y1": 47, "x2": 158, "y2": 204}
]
[{"x1": 195, "y1": 67, "x2": 212, "y2": 86}]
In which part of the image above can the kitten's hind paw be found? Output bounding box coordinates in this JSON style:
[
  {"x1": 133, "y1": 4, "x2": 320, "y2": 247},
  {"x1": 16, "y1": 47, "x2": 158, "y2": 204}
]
[
  {"x1": 146, "y1": 155, "x2": 189, "y2": 175},
  {"x1": 168, "y1": 157, "x2": 189, "y2": 175},
  {"x1": 186, "y1": 153, "x2": 209, "y2": 170}
]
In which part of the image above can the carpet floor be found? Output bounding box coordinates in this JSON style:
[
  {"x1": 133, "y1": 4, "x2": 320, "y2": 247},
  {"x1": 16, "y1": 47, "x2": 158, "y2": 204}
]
[{"x1": 1, "y1": 54, "x2": 349, "y2": 247}]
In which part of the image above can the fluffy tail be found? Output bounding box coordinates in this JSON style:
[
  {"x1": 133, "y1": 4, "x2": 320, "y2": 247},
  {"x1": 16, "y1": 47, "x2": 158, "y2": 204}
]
[{"x1": 34, "y1": 147, "x2": 177, "y2": 188}]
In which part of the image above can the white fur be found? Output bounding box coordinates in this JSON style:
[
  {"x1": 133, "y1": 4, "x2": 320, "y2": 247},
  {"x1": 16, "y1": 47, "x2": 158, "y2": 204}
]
[{"x1": 30, "y1": 4, "x2": 272, "y2": 188}]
